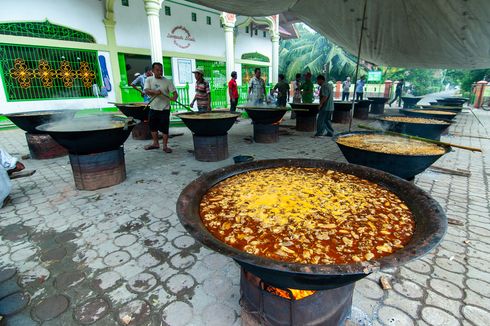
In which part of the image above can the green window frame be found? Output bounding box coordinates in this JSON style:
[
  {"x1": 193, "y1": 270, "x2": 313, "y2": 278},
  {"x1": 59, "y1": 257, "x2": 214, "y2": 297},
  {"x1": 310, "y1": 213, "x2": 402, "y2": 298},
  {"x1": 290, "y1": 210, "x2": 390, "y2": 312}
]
[
  {"x1": 191, "y1": 13, "x2": 197, "y2": 22},
  {"x1": 254, "y1": 29, "x2": 258, "y2": 36},
  {"x1": 245, "y1": 26, "x2": 249, "y2": 33},
  {"x1": 0, "y1": 43, "x2": 102, "y2": 101},
  {"x1": 263, "y1": 31, "x2": 266, "y2": 38},
  {"x1": 0, "y1": 20, "x2": 96, "y2": 43},
  {"x1": 164, "y1": 6, "x2": 171, "y2": 16},
  {"x1": 206, "y1": 16, "x2": 211, "y2": 25},
  {"x1": 121, "y1": 0, "x2": 129, "y2": 6}
]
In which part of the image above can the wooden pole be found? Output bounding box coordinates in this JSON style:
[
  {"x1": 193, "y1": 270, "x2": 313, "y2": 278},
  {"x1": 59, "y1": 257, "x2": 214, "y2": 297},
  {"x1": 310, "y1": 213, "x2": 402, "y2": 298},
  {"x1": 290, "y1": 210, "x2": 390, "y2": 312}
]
[{"x1": 348, "y1": 0, "x2": 368, "y2": 131}]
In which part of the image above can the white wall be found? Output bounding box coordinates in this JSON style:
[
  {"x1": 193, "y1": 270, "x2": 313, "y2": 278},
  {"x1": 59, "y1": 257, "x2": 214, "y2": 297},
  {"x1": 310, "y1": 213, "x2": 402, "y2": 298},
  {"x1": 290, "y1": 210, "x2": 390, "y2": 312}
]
[
  {"x1": 0, "y1": 0, "x2": 107, "y2": 44},
  {"x1": 115, "y1": 0, "x2": 225, "y2": 58},
  {"x1": 234, "y1": 20, "x2": 273, "y2": 62}
]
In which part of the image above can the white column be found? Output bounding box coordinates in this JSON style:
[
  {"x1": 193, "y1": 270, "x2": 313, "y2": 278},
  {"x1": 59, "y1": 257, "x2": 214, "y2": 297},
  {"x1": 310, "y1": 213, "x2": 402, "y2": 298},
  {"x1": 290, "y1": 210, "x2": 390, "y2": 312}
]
[
  {"x1": 144, "y1": 0, "x2": 164, "y2": 64},
  {"x1": 221, "y1": 13, "x2": 236, "y2": 104},
  {"x1": 224, "y1": 26, "x2": 235, "y2": 85},
  {"x1": 271, "y1": 35, "x2": 280, "y2": 84}
]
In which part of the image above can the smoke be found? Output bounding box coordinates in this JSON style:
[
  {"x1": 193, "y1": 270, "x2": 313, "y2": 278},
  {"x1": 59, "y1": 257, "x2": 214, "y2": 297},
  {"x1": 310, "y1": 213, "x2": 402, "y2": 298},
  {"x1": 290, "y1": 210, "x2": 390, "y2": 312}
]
[
  {"x1": 43, "y1": 112, "x2": 123, "y2": 132},
  {"x1": 242, "y1": 101, "x2": 280, "y2": 109}
]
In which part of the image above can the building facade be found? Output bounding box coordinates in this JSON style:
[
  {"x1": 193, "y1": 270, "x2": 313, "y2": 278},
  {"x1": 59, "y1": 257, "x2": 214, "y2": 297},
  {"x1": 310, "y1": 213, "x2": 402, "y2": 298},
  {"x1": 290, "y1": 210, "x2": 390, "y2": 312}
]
[{"x1": 0, "y1": 0, "x2": 287, "y2": 114}]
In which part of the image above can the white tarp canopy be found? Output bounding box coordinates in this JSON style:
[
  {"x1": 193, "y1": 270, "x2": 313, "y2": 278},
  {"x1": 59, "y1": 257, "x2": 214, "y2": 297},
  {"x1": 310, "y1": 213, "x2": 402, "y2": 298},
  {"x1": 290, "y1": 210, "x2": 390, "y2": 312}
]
[{"x1": 189, "y1": 0, "x2": 490, "y2": 69}]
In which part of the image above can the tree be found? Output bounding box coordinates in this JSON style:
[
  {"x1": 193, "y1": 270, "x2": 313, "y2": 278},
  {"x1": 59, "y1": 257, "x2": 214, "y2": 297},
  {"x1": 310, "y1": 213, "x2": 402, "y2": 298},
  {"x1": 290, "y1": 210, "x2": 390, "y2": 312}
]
[{"x1": 280, "y1": 24, "x2": 364, "y2": 81}]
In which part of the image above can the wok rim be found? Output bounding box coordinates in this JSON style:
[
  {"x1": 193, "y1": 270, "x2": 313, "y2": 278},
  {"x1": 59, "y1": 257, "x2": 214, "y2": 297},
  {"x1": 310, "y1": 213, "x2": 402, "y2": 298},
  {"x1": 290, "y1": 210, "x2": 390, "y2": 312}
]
[
  {"x1": 377, "y1": 115, "x2": 451, "y2": 127},
  {"x1": 176, "y1": 158, "x2": 447, "y2": 277},
  {"x1": 5, "y1": 110, "x2": 76, "y2": 118},
  {"x1": 176, "y1": 111, "x2": 241, "y2": 120},
  {"x1": 36, "y1": 116, "x2": 139, "y2": 133},
  {"x1": 333, "y1": 130, "x2": 452, "y2": 157}
]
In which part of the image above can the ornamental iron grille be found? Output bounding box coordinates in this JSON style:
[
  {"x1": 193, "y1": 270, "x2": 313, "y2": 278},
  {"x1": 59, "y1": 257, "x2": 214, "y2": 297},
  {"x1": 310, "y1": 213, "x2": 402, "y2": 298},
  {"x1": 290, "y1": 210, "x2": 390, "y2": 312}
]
[
  {"x1": 0, "y1": 44, "x2": 101, "y2": 101},
  {"x1": 0, "y1": 20, "x2": 96, "y2": 43}
]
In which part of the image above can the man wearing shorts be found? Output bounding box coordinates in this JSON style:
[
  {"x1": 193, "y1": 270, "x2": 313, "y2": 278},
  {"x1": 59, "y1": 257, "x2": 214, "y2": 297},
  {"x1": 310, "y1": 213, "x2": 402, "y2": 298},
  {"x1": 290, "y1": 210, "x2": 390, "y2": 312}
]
[{"x1": 144, "y1": 62, "x2": 178, "y2": 153}]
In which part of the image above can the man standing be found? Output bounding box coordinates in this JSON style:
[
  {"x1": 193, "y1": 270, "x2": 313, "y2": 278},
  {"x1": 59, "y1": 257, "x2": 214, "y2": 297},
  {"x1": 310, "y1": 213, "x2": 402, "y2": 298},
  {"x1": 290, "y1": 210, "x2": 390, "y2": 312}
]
[
  {"x1": 292, "y1": 73, "x2": 302, "y2": 103},
  {"x1": 342, "y1": 76, "x2": 351, "y2": 101},
  {"x1": 314, "y1": 75, "x2": 334, "y2": 137},
  {"x1": 131, "y1": 66, "x2": 153, "y2": 102},
  {"x1": 355, "y1": 75, "x2": 366, "y2": 101},
  {"x1": 1, "y1": 148, "x2": 25, "y2": 207},
  {"x1": 228, "y1": 71, "x2": 239, "y2": 112},
  {"x1": 272, "y1": 74, "x2": 290, "y2": 107},
  {"x1": 248, "y1": 68, "x2": 266, "y2": 105},
  {"x1": 301, "y1": 72, "x2": 314, "y2": 104},
  {"x1": 389, "y1": 78, "x2": 404, "y2": 107},
  {"x1": 144, "y1": 62, "x2": 178, "y2": 153},
  {"x1": 190, "y1": 69, "x2": 211, "y2": 112}
]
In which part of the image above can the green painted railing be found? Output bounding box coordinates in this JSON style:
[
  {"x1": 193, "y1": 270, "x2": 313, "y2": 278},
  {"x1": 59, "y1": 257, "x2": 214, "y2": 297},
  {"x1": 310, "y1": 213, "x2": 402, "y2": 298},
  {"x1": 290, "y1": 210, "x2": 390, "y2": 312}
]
[
  {"x1": 210, "y1": 82, "x2": 228, "y2": 109},
  {"x1": 174, "y1": 83, "x2": 190, "y2": 112},
  {"x1": 237, "y1": 84, "x2": 272, "y2": 105},
  {"x1": 119, "y1": 82, "x2": 273, "y2": 110}
]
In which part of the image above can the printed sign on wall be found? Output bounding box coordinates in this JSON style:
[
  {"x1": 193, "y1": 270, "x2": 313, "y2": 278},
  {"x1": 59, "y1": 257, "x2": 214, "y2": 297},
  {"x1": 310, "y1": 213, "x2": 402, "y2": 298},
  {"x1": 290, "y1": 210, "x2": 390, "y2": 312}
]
[
  {"x1": 167, "y1": 26, "x2": 196, "y2": 49},
  {"x1": 177, "y1": 59, "x2": 193, "y2": 84}
]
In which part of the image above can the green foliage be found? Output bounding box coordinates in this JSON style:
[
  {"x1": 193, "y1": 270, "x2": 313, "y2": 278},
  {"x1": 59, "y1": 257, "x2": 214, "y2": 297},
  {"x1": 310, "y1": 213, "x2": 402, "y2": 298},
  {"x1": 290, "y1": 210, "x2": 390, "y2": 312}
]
[
  {"x1": 445, "y1": 69, "x2": 490, "y2": 95},
  {"x1": 383, "y1": 68, "x2": 443, "y2": 96},
  {"x1": 279, "y1": 24, "x2": 364, "y2": 81}
]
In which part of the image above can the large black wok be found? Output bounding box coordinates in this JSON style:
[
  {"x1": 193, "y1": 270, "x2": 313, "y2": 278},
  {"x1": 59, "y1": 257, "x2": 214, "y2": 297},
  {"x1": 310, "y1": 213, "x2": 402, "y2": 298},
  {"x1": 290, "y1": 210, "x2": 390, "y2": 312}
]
[
  {"x1": 177, "y1": 159, "x2": 447, "y2": 290},
  {"x1": 400, "y1": 109, "x2": 457, "y2": 121},
  {"x1": 240, "y1": 106, "x2": 288, "y2": 124},
  {"x1": 436, "y1": 98, "x2": 466, "y2": 107},
  {"x1": 177, "y1": 111, "x2": 240, "y2": 136},
  {"x1": 5, "y1": 110, "x2": 76, "y2": 134},
  {"x1": 36, "y1": 116, "x2": 137, "y2": 154},
  {"x1": 114, "y1": 102, "x2": 149, "y2": 121},
  {"x1": 401, "y1": 96, "x2": 423, "y2": 108},
  {"x1": 418, "y1": 105, "x2": 463, "y2": 114},
  {"x1": 334, "y1": 131, "x2": 451, "y2": 180},
  {"x1": 289, "y1": 103, "x2": 319, "y2": 116},
  {"x1": 368, "y1": 97, "x2": 389, "y2": 114},
  {"x1": 377, "y1": 115, "x2": 451, "y2": 141}
]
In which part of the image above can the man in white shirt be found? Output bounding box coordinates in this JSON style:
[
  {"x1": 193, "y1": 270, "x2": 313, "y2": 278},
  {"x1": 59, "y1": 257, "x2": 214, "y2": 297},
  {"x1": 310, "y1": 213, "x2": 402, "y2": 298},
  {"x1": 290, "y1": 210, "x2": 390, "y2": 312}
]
[
  {"x1": 1, "y1": 148, "x2": 25, "y2": 207},
  {"x1": 144, "y1": 62, "x2": 178, "y2": 153},
  {"x1": 248, "y1": 68, "x2": 266, "y2": 105}
]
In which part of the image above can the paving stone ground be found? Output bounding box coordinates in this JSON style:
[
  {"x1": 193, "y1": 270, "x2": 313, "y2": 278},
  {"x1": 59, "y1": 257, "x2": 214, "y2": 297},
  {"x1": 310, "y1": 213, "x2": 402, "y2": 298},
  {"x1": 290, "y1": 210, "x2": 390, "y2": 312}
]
[{"x1": 1, "y1": 103, "x2": 490, "y2": 325}]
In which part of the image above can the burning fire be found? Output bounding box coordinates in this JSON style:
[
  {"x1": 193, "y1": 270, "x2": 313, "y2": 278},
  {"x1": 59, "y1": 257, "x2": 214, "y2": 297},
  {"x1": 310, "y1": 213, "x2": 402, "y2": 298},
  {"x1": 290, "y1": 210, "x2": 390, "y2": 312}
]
[{"x1": 266, "y1": 285, "x2": 316, "y2": 300}]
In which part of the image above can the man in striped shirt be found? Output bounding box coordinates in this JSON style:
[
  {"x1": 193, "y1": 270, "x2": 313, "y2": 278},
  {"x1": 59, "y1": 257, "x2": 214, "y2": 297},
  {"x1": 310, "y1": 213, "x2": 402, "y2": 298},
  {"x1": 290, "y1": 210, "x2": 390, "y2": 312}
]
[{"x1": 190, "y1": 69, "x2": 211, "y2": 112}]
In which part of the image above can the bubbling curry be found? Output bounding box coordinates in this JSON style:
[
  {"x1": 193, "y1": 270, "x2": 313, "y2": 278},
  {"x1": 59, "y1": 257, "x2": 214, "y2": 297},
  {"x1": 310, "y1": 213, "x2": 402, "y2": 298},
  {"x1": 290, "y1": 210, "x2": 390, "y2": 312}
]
[{"x1": 200, "y1": 167, "x2": 415, "y2": 265}]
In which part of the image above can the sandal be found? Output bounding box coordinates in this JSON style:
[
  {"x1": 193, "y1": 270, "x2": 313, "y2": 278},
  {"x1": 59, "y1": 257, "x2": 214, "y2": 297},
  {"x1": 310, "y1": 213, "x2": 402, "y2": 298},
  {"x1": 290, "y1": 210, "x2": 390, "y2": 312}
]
[
  {"x1": 163, "y1": 147, "x2": 173, "y2": 153},
  {"x1": 144, "y1": 144, "x2": 159, "y2": 150}
]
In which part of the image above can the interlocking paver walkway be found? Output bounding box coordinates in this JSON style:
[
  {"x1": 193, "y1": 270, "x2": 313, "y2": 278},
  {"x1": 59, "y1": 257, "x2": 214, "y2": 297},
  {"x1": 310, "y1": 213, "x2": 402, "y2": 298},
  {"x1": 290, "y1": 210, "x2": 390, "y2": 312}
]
[{"x1": 1, "y1": 107, "x2": 490, "y2": 325}]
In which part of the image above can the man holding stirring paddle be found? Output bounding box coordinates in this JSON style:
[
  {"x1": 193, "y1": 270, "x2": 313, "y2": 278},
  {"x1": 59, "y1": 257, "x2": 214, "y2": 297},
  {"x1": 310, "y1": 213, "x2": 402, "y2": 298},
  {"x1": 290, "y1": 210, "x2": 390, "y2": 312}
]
[{"x1": 144, "y1": 62, "x2": 178, "y2": 153}]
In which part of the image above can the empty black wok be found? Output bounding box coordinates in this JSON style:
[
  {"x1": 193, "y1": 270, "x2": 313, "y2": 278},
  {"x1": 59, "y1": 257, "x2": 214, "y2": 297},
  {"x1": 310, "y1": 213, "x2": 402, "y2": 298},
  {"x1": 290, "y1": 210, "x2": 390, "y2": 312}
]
[
  {"x1": 401, "y1": 96, "x2": 423, "y2": 108},
  {"x1": 436, "y1": 99, "x2": 465, "y2": 107},
  {"x1": 5, "y1": 110, "x2": 76, "y2": 134},
  {"x1": 114, "y1": 102, "x2": 149, "y2": 121},
  {"x1": 377, "y1": 115, "x2": 451, "y2": 140},
  {"x1": 177, "y1": 111, "x2": 240, "y2": 136},
  {"x1": 176, "y1": 159, "x2": 447, "y2": 290},
  {"x1": 36, "y1": 116, "x2": 137, "y2": 154},
  {"x1": 289, "y1": 103, "x2": 320, "y2": 117},
  {"x1": 334, "y1": 131, "x2": 451, "y2": 180},
  {"x1": 240, "y1": 106, "x2": 288, "y2": 124},
  {"x1": 368, "y1": 97, "x2": 389, "y2": 114}
]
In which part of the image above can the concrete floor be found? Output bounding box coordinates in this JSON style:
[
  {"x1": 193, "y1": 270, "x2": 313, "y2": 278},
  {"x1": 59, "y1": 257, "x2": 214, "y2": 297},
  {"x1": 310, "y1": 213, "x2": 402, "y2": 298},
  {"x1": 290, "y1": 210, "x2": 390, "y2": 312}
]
[{"x1": 1, "y1": 105, "x2": 490, "y2": 325}]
